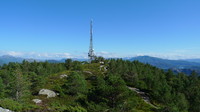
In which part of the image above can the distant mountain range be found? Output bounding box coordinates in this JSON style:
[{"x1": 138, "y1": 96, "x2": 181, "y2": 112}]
[
  {"x1": 127, "y1": 56, "x2": 200, "y2": 75},
  {"x1": 45, "y1": 58, "x2": 87, "y2": 63},
  {"x1": 128, "y1": 56, "x2": 200, "y2": 69},
  {"x1": 183, "y1": 59, "x2": 200, "y2": 63},
  {"x1": 0, "y1": 55, "x2": 35, "y2": 65},
  {"x1": 0, "y1": 55, "x2": 86, "y2": 65},
  {"x1": 0, "y1": 55, "x2": 200, "y2": 75},
  {"x1": 0, "y1": 55, "x2": 25, "y2": 65}
]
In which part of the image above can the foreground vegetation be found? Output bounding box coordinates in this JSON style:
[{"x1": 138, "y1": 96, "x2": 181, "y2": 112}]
[{"x1": 0, "y1": 57, "x2": 199, "y2": 112}]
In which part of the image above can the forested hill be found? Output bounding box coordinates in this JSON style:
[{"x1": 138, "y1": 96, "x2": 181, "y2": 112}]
[{"x1": 0, "y1": 57, "x2": 199, "y2": 112}]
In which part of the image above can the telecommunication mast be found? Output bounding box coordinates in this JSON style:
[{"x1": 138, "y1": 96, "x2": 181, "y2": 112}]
[{"x1": 88, "y1": 20, "x2": 95, "y2": 62}]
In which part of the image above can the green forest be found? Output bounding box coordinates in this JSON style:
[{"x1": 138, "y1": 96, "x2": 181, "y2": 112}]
[{"x1": 0, "y1": 57, "x2": 199, "y2": 112}]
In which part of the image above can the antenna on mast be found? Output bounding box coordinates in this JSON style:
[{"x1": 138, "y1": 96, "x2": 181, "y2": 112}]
[{"x1": 88, "y1": 19, "x2": 95, "y2": 63}]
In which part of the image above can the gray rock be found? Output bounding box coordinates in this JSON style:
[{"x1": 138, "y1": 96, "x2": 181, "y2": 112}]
[
  {"x1": 83, "y1": 71, "x2": 93, "y2": 75},
  {"x1": 0, "y1": 107, "x2": 13, "y2": 112},
  {"x1": 100, "y1": 65, "x2": 107, "y2": 71},
  {"x1": 32, "y1": 99, "x2": 42, "y2": 104},
  {"x1": 100, "y1": 61, "x2": 104, "y2": 64},
  {"x1": 39, "y1": 89, "x2": 57, "y2": 98},
  {"x1": 60, "y1": 74, "x2": 68, "y2": 79}
]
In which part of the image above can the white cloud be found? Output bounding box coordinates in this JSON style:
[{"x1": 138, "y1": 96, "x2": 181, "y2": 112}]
[
  {"x1": 96, "y1": 51, "x2": 119, "y2": 58},
  {"x1": 0, "y1": 51, "x2": 75, "y2": 59},
  {"x1": 6, "y1": 51, "x2": 24, "y2": 57}
]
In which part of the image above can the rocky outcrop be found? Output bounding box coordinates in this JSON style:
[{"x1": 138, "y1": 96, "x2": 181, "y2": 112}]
[
  {"x1": 128, "y1": 87, "x2": 158, "y2": 109},
  {"x1": 39, "y1": 89, "x2": 57, "y2": 98},
  {"x1": 32, "y1": 99, "x2": 42, "y2": 104},
  {"x1": 0, "y1": 107, "x2": 13, "y2": 112}
]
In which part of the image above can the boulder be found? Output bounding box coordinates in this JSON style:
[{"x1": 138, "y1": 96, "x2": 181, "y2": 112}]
[
  {"x1": 32, "y1": 99, "x2": 42, "y2": 104},
  {"x1": 39, "y1": 89, "x2": 57, "y2": 98}
]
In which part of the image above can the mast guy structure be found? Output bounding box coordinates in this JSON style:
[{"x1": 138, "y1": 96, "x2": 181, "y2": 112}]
[{"x1": 88, "y1": 20, "x2": 95, "y2": 62}]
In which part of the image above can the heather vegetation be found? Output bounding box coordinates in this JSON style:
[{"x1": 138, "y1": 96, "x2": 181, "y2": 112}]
[{"x1": 0, "y1": 57, "x2": 199, "y2": 112}]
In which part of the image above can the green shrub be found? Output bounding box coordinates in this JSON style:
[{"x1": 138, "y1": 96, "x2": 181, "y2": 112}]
[
  {"x1": 0, "y1": 98, "x2": 22, "y2": 111},
  {"x1": 64, "y1": 106, "x2": 87, "y2": 112}
]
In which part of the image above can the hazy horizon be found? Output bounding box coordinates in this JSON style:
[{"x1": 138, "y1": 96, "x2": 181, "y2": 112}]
[{"x1": 1, "y1": 52, "x2": 200, "y2": 61}]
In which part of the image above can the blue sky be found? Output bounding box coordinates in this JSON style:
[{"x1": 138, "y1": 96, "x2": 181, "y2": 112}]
[{"x1": 0, "y1": 0, "x2": 200, "y2": 59}]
